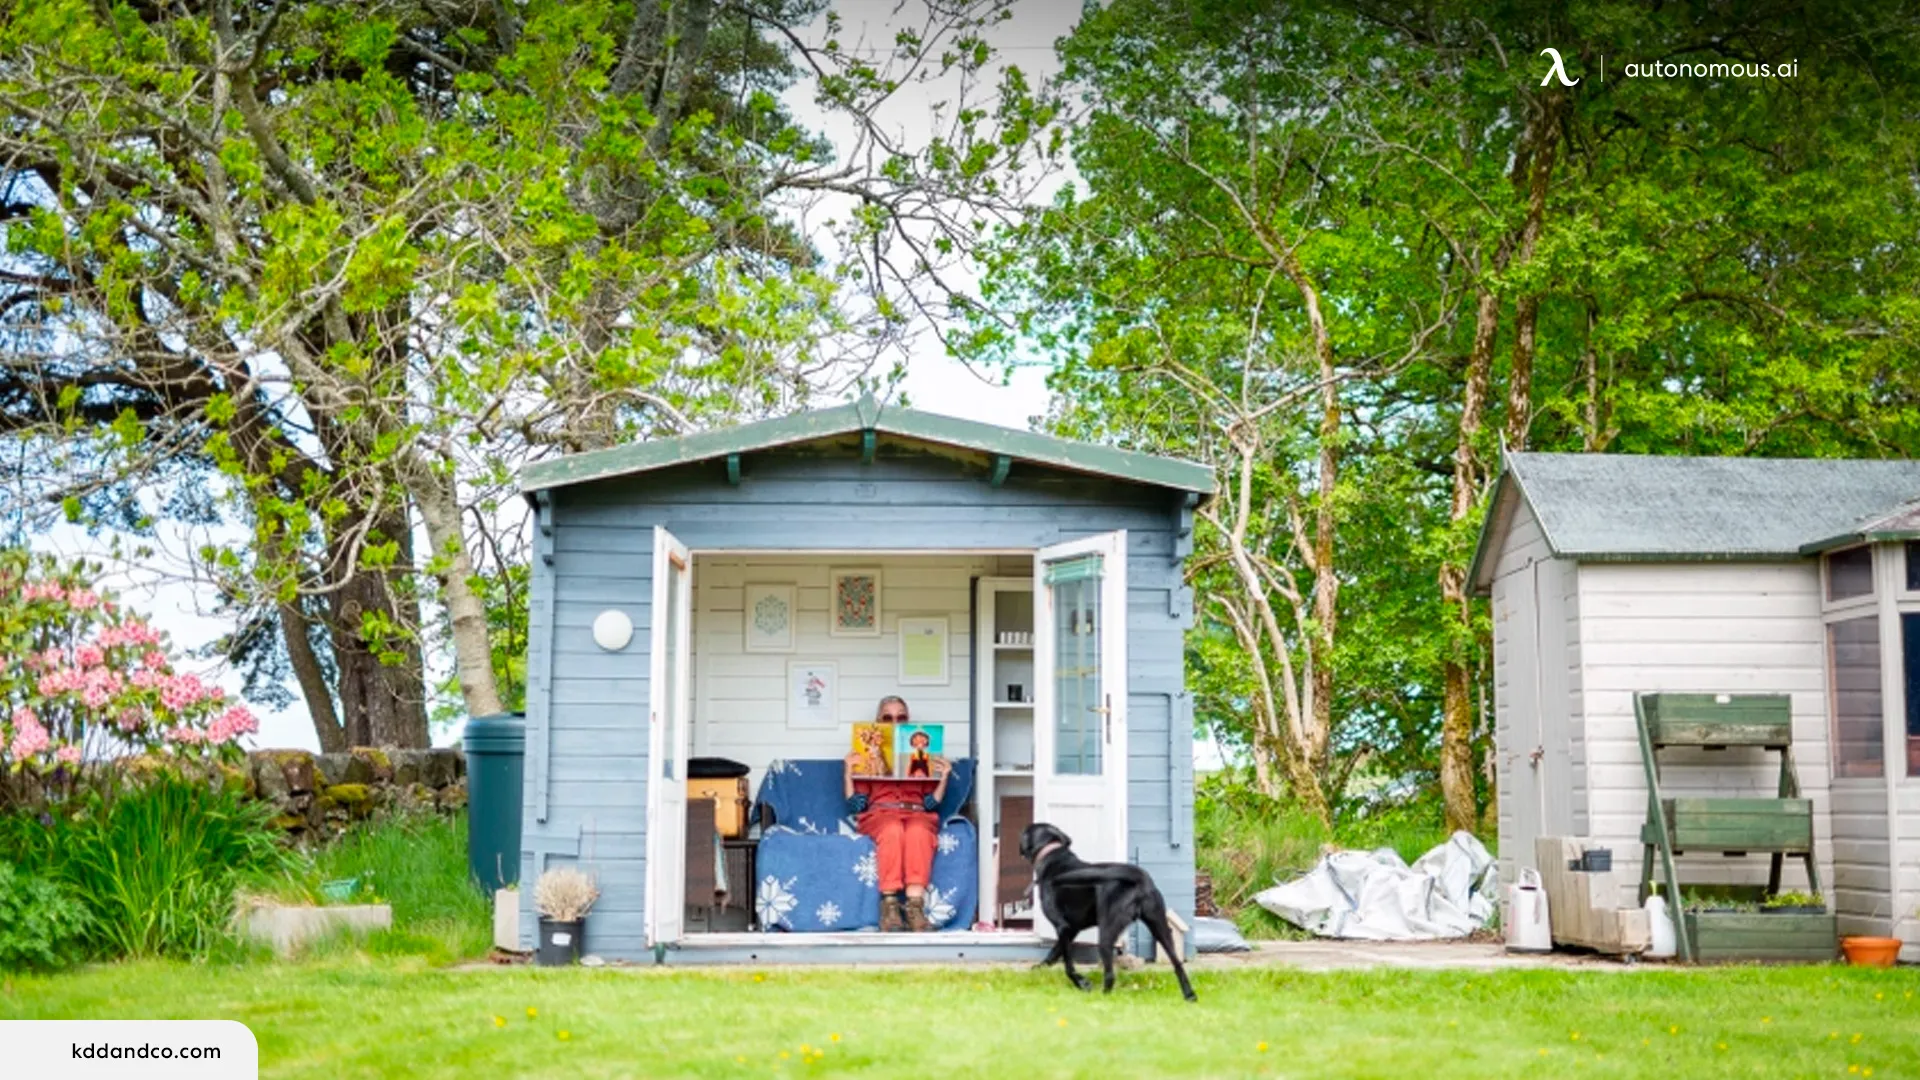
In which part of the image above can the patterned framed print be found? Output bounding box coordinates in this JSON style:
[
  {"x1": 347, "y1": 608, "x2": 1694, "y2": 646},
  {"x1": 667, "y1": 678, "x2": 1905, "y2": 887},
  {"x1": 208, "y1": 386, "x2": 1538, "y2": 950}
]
[
  {"x1": 743, "y1": 583, "x2": 795, "y2": 653},
  {"x1": 828, "y1": 567, "x2": 882, "y2": 637}
]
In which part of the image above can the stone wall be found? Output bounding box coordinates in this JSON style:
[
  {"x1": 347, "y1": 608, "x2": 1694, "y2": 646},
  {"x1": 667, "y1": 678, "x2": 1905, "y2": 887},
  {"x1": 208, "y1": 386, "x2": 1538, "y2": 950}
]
[{"x1": 246, "y1": 747, "x2": 466, "y2": 838}]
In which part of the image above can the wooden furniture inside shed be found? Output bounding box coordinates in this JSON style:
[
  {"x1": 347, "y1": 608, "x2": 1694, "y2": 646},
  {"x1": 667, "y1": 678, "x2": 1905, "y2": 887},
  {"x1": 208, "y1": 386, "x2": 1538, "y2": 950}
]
[{"x1": 1635, "y1": 692, "x2": 1837, "y2": 963}]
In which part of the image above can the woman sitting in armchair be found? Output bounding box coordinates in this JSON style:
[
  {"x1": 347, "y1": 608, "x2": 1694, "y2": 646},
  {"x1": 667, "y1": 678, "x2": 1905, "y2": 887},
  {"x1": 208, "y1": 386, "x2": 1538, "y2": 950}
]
[{"x1": 844, "y1": 695, "x2": 949, "y2": 931}]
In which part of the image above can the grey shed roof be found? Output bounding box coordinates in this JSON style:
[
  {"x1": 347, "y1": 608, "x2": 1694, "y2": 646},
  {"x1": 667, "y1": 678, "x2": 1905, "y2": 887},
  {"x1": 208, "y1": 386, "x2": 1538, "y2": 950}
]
[
  {"x1": 1469, "y1": 451, "x2": 1920, "y2": 592},
  {"x1": 519, "y1": 393, "x2": 1215, "y2": 495}
]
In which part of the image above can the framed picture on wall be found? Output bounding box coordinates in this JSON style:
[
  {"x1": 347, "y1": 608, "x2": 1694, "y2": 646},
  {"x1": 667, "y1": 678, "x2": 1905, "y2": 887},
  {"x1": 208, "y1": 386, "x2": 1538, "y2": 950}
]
[
  {"x1": 897, "y1": 616, "x2": 949, "y2": 685},
  {"x1": 787, "y1": 661, "x2": 838, "y2": 729},
  {"x1": 743, "y1": 583, "x2": 795, "y2": 653},
  {"x1": 828, "y1": 567, "x2": 882, "y2": 637}
]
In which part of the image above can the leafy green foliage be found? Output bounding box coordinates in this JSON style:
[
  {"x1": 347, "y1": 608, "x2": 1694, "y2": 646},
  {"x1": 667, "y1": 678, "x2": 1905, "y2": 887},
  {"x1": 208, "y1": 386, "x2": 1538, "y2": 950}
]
[
  {"x1": 307, "y1": 811, "x2": 490, "y2": 962},
  {"x1": 0, "y1": 771, "x2": 299, "y2": 959},
  {"x1": 0, "y1": 861, "x2": 95, "y2": 972}
]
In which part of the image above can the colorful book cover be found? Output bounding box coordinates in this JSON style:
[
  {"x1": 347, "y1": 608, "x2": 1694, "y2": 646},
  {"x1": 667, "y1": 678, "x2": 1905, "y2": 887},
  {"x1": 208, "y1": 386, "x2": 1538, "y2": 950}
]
[
  {"x1": 849, "y1": 722, "x2": 893, "y2": 776},
  {"x1": 893, "y1": 724, "x2": 944, "y2": 779}
]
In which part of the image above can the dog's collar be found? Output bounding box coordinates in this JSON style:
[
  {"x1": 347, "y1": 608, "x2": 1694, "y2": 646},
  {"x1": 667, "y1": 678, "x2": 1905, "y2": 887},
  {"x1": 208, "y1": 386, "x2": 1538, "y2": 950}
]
[{"x1": 1032, "y1": 840, "x2": 1066, "y2": 867}]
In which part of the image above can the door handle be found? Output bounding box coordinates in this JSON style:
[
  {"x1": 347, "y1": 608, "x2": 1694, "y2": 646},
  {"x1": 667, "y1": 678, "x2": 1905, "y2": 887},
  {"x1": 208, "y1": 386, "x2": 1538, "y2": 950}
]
[{"x1": 1102, "y1": 694, "x2": 1112, "y2": 742}]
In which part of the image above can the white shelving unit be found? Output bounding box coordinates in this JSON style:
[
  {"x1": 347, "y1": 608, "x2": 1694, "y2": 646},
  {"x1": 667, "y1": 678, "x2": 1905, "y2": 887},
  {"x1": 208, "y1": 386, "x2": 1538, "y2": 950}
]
[{"x1": 974, "y1": 575, "x2": 1035, "y2": 927}]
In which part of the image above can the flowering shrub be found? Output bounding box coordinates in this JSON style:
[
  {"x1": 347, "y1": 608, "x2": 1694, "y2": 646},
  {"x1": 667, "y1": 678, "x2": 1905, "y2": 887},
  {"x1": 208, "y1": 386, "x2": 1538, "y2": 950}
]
[{"x1": 0, "y1": 550, "x2": 257, "y2": 804}]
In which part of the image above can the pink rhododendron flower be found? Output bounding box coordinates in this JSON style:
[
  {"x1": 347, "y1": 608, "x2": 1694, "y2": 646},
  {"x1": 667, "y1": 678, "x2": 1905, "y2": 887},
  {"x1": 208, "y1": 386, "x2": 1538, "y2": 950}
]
[
  {"x1": 129, "y1": 669, "x2": 160, "y2": 689},
  {"x1": 160, "y1": 673, "x2": 210, "y2": 710},
  {"x1": 76, "y1": 644, "x2": 105, "y2": 667},
  {"x1": 55, "y1": 745, "x2": 82, "y2": 765},
  {"x1": 117, "y1": 709, "x2": 145, "y2": 733},
  {"x1": 82, "y1": 686, "x2": 111, "y2": 708},
  {"x1": 207, "y1": 704, "x2": 259, "y2": 743},
  {"x1": 20, "y1": 581, "x2": 64, "y2": 603},
  {"x1": 142, "y1": 650, "x2": 168, "y2": 670},
  {"x1": 9, "y1": 715, "x2": 49, "y2": 759},
  {"x1": 67, "y1": 589, "x2": 99, "y2": 610},
  {"x1": 12, "y1": 705, "x2": 38, "y2": 728},
  {"x1": 165, "y1": 726, "x2": 206, "y2": 745}
]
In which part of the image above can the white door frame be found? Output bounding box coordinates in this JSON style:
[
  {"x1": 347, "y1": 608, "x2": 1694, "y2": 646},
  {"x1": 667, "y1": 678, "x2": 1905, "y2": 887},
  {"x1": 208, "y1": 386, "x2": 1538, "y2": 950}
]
[
  {"x1": 1031, "y1": 531, "x2": 1129, "y2": 935},
  {"x1": 644, "y1": 527, "x2": 694, "y2": 947}
]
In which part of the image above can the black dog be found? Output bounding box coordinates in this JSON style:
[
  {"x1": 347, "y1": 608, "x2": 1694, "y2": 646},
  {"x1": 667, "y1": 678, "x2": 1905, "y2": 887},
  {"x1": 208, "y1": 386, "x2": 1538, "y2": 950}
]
[{"x1": 1019, "y1": 822, "x2": 1197, "y2": 1001}]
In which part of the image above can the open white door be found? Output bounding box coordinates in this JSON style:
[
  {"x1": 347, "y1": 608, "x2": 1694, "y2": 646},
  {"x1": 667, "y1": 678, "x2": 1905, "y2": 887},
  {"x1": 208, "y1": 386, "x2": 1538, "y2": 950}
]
[
  {"x1": 1032, "y1": 531, "x2": 1128, "y2": 935},
  {"x1": 644, "y1": 528, "x2": 693, "y2": 948}
]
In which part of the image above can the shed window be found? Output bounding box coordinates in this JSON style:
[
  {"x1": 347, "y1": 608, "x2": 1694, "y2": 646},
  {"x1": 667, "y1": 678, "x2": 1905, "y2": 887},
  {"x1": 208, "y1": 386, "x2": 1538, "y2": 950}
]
[
  {"x1": 1906, "y1": 613, "x2": 1920, "y2": 777},
  {"x1": 1907, "y1": 541, "x2": 1920, "y2": 592},
  {"x1": 1049, "y1": 560, "x2": 1103, "y2": 776},
  {"x1": 1826, "y1": 546, "x2": 1874, "y2": 602},
  {"x1": 1828, "y1": 615, "x2": 1883, "y2": 779}
]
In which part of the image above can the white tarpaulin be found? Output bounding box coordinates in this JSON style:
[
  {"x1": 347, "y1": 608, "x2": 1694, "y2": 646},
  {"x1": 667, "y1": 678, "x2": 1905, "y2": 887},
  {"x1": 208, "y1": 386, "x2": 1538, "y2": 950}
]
[{"x1": 1252, "y1": 830, "x2": 1498, "y2": 940}]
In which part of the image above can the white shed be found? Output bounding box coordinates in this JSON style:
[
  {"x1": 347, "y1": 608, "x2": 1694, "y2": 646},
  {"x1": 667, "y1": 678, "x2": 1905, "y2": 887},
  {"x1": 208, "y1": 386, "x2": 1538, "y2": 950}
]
[{"x1": 1470, "y1": 451, "x2": 1920, "y2": 960}]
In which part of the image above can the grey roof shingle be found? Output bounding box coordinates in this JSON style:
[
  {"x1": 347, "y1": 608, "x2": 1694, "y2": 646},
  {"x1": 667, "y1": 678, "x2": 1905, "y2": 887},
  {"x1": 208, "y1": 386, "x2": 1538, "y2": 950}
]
[{"x1": 1470, "y1": 451, "x2": 1920, "y2": 588}]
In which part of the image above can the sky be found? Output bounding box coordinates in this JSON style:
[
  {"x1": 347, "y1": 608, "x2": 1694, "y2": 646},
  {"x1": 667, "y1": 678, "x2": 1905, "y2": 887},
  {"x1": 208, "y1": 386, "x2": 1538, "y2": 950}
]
[{"x1": 21, "y1": 1, "x2": 1231, "y2": 768}]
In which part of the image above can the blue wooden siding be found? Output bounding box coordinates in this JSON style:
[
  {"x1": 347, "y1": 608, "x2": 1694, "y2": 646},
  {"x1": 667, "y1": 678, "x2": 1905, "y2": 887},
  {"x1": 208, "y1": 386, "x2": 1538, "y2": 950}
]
[{"x1": 521, "y1": 447, "x2": 1195, "y2": 960}]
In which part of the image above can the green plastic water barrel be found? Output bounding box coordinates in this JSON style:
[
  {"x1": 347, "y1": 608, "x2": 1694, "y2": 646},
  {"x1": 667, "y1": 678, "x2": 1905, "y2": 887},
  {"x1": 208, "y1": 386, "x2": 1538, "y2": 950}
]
[{"x1": 465, "y1": 712, "x2": 526, "y2": 894}]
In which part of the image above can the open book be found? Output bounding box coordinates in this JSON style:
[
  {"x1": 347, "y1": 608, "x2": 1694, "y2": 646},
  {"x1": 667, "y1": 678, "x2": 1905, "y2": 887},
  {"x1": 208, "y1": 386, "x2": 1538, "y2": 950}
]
[{"x1": 849, "y1": 722, "x2": 945, "y2": 780}]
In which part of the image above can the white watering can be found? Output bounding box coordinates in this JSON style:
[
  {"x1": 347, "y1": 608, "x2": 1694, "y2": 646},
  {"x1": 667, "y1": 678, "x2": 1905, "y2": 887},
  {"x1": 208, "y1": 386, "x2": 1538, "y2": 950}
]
[
  {"x1": 1644, "y1": 893, "x2": 1677, "y2": 959},
  {"x1": 1505, "y1": 867, "x2": 1553, "y2": 954}
]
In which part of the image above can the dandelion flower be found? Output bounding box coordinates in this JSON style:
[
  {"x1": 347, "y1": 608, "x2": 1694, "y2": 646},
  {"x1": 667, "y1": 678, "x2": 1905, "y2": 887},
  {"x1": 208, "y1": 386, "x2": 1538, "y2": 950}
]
[
  {"x1": 527, "y1": 1007, "x2": 538, "y2": 1018},
  {"x1": 1716, "y1": 1043, "x2": 1727, "y2": 1051},
  {"x1": 780, "y1": 1051, "x2": 790, "y2": 1060},
  {"x1": 492, "y1": 1016, "x2": 506, "y2": 1028},
  {"x1": 1057, "y1": 1018, "x2": 1068, "y2": 1027},
  {"x1": 830, "y1": 1034, "x2": 841, "y2": 1043},
  {"x1": 1863, "y1": 1069, "x2": 1873, "y2": 1077},
  {"x1": 1853, "y1": 1034, "x2": 1864, "y2": 1044},
  {"x1": 557, "y1": 1031, "x2": 570, "y2": 1041},
  {"x1": 1257, "y1": 1042, "x2": 1268, "y2": 1052},
  {"x1": 1669, "y1": 1026, "x2": 1679, "y2": 1035},
  {"x1": 1762, "y1": 1017, "x2": 1771, "y2": 1024},
  {"x1": 801, "y1": 1045, "x2": 812, "y2": 1054},
  {"x1": 737, "y1": 1057, "x2": 747, "y2": 1064},
  {"x1": 1538, "y1": 1049, "x2": 1549, "y2": 1056},
  {"x1": 754, "y1": 974, "x2": 765, "y2": 983},
  {"x1": 1571, "y1": 1032, "x2": 1581, "y2": 1041},
  {"x1": 1848, "y1": 1067, "x2": 1859, "y2": 1075},
  {"x1": 1876, "y1": 992, "x2": 1884, "y2": 1001}
]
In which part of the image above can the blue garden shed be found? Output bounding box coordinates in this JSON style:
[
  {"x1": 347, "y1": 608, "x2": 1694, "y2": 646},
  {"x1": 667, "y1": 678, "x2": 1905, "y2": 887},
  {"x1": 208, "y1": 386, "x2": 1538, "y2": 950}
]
[{"x1": 512, "y1": 394, "x2": 1213, "y2": 965}]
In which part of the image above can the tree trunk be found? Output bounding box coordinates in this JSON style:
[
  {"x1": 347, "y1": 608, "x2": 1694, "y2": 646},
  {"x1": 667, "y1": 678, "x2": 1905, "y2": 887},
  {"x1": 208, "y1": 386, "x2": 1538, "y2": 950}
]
[
  {"x1": 1504, "y1": 94, "x2": 1562, "y2": 451},
  {"x1": 414, "y1": 467, "x2": 506, "y2": 718},
  {"x1": 280, "y1": 600, "x2": 346, "y2": 752},
  {"x1": 324, "y1": 508, "x2": 431, "y2": 749},
  {"x1": 1280, "y1": 248, "x2": 1340, "y2": 782},
  {"x1": 1439, "y1": 283, "x2": 1499, "y2": 834}
]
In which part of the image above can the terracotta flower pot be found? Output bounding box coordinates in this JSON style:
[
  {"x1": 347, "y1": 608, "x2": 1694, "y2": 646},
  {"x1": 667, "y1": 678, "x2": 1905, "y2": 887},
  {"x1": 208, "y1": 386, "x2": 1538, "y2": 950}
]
[{"x1": 1839, "y1": 936, "x2": 1902, "y2": 967}]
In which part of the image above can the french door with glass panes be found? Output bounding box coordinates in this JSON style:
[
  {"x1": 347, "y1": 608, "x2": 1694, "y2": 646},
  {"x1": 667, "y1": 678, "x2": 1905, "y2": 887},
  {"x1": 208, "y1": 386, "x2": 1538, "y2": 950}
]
[
  {"x1": 644, "y1": 528, "x2": 693, "y2": 947},
  {"x1": 1031, "y1": 531, "x2": 1128, "y2": 936}
]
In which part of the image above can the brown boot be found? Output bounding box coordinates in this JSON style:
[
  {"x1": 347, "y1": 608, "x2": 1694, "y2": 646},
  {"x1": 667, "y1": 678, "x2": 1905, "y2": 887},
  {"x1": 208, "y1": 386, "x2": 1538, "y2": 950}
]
[
  {"x1": 905, "y1": 895, "x2": 932, "y2": 932},
  {"x1": 879, "y1": 893, "x2": 906, "y2": 932}
]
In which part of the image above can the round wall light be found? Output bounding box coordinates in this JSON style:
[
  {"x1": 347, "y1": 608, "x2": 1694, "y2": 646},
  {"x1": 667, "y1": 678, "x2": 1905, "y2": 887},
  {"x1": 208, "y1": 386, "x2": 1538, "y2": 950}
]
[{"x1": 592, "y1": 609, "x2": 634, "y2": 651}]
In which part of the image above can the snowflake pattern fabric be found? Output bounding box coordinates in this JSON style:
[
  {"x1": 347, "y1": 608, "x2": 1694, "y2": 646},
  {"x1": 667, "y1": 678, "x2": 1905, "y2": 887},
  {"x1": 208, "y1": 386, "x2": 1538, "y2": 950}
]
[
  {"x1": 922, "y1": 884, "x2": 956, "y2": 928},
  {"x1": 853, "y1": 850, "x2": 878, "y2": 888},
  {"x1": 815, "y1": 901, "x2": 842, "y2": 928},
  {"x1": 937, "y1": 830, "x2": 959, "y2": 856},
  {"x1": 756, "y1": 875, "x2": 799, "y2": 928}
]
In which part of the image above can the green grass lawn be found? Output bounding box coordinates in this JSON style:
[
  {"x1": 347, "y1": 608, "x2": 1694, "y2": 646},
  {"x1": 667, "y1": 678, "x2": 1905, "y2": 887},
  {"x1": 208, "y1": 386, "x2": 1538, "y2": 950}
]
[{"x1": 4, "y1": 959, "x2": 1917, "y2": 1079}]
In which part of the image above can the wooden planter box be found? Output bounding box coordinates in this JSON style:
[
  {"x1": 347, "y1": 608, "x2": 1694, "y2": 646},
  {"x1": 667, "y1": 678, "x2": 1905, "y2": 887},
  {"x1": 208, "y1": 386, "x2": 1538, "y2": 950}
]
[
  {"x1": 1683, "y1": 911, "x2": 1837, "y2": 963},
  {"x1": 1641, "y1": 693, "x2": 1792, "y2": 748},
  {"x1": 1648, "y1": 798, "x2": 1813, "y2": 853}
]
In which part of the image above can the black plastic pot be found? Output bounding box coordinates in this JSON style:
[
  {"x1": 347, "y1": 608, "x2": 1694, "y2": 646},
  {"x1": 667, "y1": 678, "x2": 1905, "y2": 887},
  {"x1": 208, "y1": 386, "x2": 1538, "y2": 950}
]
[
  {"x1": 537, "y1": 917, "x2": 584, "y2": 966},
  {"x1": 1579, "y1": 849, "x2": 1612, "y2": 872}
]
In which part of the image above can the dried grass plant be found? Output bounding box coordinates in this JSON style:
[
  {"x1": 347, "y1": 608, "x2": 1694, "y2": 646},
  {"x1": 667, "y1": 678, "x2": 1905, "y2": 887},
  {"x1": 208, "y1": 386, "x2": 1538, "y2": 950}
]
[{"x1": 533, "y1": 867, "x2": 599, "y2": 922}]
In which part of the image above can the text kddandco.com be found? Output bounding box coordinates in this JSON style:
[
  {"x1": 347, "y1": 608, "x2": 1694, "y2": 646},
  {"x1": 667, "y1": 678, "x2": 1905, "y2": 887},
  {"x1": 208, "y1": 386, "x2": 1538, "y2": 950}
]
[{"x1": 1623, "y1": 59, "x2": 1798, "y2": 78}]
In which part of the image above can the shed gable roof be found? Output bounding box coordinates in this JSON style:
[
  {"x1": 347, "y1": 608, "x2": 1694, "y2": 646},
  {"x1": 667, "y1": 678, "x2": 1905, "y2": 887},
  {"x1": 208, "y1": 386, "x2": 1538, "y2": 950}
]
[
  {"x1": 518, "y1": 394, "x2": 1215, "y2": 495},
  {"x1": 1468, "y1": 451, "x2": 1920, "y2": 592}
]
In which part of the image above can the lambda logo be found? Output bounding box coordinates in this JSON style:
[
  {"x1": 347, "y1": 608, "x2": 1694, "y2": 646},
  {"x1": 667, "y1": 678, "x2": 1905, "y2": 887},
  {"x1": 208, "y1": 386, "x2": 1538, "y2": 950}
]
[{"x1": 1539, "y1": 47, "x2": 1580, "y2": 87}]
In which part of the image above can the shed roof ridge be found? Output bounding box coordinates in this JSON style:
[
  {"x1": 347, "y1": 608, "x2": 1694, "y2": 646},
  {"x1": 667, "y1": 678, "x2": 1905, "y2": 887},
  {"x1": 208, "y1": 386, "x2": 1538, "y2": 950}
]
[{"x1": 517, "y1": 395, "x2": 1214, "y2": 494}]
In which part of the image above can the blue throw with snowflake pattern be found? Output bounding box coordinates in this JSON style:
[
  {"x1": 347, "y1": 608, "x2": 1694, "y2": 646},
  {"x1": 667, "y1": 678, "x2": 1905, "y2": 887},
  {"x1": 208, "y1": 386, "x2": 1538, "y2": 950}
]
[{"x1": 753, "y1": 759, "x2": 978, "y2": 932}]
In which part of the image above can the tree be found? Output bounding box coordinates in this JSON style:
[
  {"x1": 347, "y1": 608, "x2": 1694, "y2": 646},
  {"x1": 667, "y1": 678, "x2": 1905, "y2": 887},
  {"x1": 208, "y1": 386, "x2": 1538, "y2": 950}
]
[
  {"x1": 974, "y1": 0, "x2": 1920, "y2": 829},
  {"x1": 0, "y1": 0, "x2": 1039, "y2": 747}
]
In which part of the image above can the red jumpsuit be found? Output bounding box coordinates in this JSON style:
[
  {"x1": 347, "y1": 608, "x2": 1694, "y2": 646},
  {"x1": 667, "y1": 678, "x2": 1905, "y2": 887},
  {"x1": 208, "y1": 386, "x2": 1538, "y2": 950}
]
[{"x1": 854, "y1": 778, "x2": 938, "y2": 892}]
